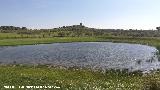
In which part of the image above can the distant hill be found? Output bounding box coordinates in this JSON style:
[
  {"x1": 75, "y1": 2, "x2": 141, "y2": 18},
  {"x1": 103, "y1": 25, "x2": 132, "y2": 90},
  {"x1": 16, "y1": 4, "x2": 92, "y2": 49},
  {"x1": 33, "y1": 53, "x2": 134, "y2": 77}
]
[{"x1": 1, "y1": 23, "x2": 160, "y2": 37}]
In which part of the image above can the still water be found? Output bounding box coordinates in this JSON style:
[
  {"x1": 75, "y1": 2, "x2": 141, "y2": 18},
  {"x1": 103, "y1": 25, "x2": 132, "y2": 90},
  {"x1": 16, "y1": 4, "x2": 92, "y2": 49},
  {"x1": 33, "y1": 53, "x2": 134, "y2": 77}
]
[{"x1": 0, "y1": 42, "x2": 159, "y2": 72}]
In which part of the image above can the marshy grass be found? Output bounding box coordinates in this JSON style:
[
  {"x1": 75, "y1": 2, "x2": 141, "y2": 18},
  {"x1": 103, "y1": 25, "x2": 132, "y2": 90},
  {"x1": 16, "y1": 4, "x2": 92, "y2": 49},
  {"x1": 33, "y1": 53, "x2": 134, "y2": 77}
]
[{"x1": 0, "y1": 65, "x2": 145, "y2": 90}]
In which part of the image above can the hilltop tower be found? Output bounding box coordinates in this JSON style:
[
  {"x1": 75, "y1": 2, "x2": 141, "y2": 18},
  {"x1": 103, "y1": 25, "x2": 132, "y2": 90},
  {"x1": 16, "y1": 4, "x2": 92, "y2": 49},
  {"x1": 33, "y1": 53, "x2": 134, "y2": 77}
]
[{"x1": 80, "y1": 23, "x2": 83, "y2": 26}]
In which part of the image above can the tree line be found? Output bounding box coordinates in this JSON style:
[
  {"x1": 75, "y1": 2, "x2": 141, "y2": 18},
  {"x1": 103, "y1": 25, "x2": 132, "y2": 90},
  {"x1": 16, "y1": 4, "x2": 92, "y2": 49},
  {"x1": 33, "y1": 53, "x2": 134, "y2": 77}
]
[
  {"x1": 1, "y1": 25, "x2": 160, "y2": 38},
  {"x1": 0, "y1": 26, "x2": 27, "y2": 30}
]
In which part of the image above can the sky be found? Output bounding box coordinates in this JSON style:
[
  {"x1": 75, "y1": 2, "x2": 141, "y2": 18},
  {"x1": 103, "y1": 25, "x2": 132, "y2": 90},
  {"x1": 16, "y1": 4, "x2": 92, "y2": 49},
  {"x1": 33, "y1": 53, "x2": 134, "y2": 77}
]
[{"x1": 0, "y1": 0, "x2": 160, "y2": 29}]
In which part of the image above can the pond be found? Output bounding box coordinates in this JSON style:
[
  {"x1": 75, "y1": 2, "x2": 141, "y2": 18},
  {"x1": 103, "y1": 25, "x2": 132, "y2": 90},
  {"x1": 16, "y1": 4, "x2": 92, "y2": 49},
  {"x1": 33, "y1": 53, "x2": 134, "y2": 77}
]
[{"x1": 0, "y1": 42, "x2": 159, "y2": 72}]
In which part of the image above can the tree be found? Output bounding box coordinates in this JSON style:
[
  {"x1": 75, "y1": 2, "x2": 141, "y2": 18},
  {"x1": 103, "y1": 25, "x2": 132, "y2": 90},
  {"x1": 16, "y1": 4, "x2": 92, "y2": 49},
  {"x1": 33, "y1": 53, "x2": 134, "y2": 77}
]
[
  {"x1": 22, "y1": 27, "x2": 27, "y2": 30},
  {"x1": 156, "y1": 27, "x2": 160, "y2": 31}
]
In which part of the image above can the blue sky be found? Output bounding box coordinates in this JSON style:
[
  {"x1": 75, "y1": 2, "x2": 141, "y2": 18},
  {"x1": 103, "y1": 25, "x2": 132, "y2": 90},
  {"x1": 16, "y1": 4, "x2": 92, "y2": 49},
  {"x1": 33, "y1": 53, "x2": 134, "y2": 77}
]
[{"x1": 0, "y1": 0, "x2": 160, "y2": 29}]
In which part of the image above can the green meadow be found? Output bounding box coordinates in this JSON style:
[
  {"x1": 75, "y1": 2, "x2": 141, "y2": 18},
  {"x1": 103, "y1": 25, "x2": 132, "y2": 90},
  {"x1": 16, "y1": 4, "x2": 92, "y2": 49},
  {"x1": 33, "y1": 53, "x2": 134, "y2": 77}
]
[{"x1": 0, "y1": 65, "x2": 147, "y2": 90}]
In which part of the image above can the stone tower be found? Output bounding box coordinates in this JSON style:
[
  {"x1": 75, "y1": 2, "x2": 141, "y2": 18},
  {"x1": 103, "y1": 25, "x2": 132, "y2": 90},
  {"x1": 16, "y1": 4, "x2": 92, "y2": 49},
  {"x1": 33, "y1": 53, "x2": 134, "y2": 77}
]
[{"x1": 80, "y1": 23, "x2": 83, "y2": 26}]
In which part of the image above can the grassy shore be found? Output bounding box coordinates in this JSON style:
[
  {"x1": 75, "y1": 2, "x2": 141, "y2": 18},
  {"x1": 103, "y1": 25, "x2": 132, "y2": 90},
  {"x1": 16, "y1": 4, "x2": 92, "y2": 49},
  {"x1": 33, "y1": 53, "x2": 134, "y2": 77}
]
[
  {"x1": 0, "y1": 37, "x2": 100, "y2": 46},
  {"x1": 0, "y1": 36, "x2": 160, "y2": 89},
  {"x1": 1, "y1": 65, "x2": 160, "y2": 90},
  {"x1": 0, "y1": 36, "x2": 160, "y2": 46},
  {"x1": 0, "y1": 65, "x2": 145, "y2": 90}
]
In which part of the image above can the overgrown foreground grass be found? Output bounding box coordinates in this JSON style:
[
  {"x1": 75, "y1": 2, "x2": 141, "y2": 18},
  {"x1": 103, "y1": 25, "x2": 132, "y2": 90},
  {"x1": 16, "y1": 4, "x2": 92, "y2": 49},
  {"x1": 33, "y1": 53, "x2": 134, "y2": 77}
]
[{"x1": 0, "y1": 65, "x2": 155, "y2": 90}]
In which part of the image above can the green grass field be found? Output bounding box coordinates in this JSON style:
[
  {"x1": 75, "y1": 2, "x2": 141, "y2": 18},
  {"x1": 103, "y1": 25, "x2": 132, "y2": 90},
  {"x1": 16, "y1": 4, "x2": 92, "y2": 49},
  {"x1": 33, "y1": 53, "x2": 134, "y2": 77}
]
[
  {"x1": 0, "y1": 37, "x2": 99, "y2": 46},
  {"x1": 0, "y1": 65, "x2": 145, "y2": 90},
  {"x1": 1, "y1": 65, "x2": 160, "y2": 90},
  {"x1": 1, "y1": 34, "x2": 160, "y2": 89}
]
